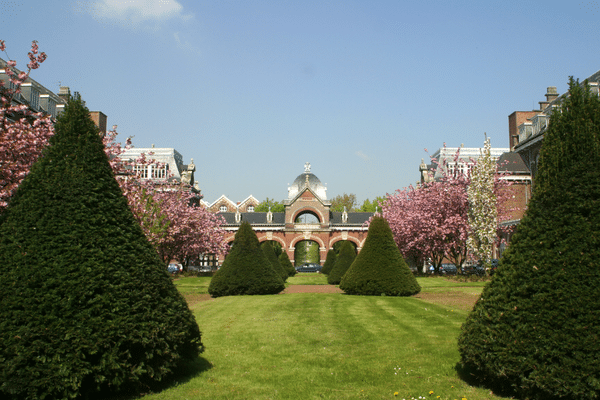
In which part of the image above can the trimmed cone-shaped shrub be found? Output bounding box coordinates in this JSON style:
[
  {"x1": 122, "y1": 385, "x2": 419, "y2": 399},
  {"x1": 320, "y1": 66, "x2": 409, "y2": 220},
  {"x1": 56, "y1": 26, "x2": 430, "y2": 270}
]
[
  {"x1": 340, "y1": 216, "x2": 420, "y2": 296},
  {"x1": 262, "y1": 241, "x2": 288, "y2": 282},
  {"x1": 0, "y1": 99, "x2": 202, "y2": 400},
  {"x1": 209, "y1": 222, "x2": 285, "y2": 297},
  {"x1": 327, "y1": 241, "x2": 356, "y2": 285},
  {"x1": 321, "y1": 249, "x2": 336, "y2": 275},
  {"x1": 279, "y1": 250, "x2": 296, "y2": 277},
  {"x1": 458, "y1": 79, "x2": 600, "y2": 400}
]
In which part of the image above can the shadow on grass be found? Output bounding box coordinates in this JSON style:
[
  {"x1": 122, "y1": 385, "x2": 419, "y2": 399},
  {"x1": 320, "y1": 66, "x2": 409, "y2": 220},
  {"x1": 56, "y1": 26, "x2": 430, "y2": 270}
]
[
  {"x1": 455, "y1": 361, "x2": 519, "y2": 400},
  {"x1": 94, "y1": 355, "x2": 213, "y2": 400}
]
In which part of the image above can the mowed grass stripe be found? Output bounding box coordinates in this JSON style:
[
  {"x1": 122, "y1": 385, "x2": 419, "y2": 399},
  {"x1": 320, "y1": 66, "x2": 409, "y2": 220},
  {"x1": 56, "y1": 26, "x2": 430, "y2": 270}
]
[{"x1": 143, "y1": 286, "x2": 508, "y2": 400}]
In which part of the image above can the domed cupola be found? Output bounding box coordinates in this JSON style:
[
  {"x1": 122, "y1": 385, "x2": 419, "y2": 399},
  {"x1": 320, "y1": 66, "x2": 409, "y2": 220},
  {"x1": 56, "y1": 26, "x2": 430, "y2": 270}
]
[{"x1": 288, "y1": 162, "x2": 327, "y2": 200}]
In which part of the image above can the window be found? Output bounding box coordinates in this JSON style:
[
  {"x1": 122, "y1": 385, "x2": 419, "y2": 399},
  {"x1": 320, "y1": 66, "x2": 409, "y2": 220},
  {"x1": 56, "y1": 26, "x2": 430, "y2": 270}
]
[
  {"x1": 219, "y1": 205, "x2": 228, "y2": 212},
  {"x1": 151, "y1": 164, "x2": 168, "y2": 179},
  {"x1": 30, "y1": 88, "x2": 40, "y2": 109},
  {"x1": 133, "y1": 164, "x2": 148, "y2": 179},
  {"x1": 248, "y1": 205, "x2": 255, "y2": 212},
  {"x1": 295, "y1": 211, "x2": 319, "y2": 224}
]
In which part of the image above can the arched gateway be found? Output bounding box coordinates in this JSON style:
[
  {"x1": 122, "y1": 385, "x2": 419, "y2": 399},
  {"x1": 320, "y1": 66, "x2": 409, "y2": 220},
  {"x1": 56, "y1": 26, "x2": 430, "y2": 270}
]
[{"x1": 218, "y1": 163, "x2": 374, "y2": 265}]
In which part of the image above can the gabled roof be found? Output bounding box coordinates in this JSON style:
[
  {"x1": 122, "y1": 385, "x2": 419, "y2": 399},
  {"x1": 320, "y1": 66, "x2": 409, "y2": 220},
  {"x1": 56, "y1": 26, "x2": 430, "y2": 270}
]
[
  {"x1": 285, "y1": 186, "x2": 331, "y2": 207},
  {"x1": 238, "y1": 195, "x2": 259, "y2": 207},
  {"x1": 210, "y1": 194, "x2": 237, "y2": 209}
]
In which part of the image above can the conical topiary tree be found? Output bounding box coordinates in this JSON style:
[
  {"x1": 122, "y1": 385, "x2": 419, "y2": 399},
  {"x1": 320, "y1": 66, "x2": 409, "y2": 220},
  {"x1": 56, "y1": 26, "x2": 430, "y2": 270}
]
[
  {"x1": 262, "y1": 240, "x2": 288, "y2": 282},
  {"x1": 327, "y1": 241, "x2": 356, "y2": 285},
  {"x1": 321, "y1": 248, "x2": 336, "y2": 275},
  {"x1": 209, "y1": 222, "x2": 285, "y2": 297},
  {"x1": 279, "y1": 250, "x2": 296, "y2": 277},
  {"x1": 340, "y1": 216, "x2": 420, "y2": 296},
  {"x1": 458, "y1": 78, "x2": 600, "y2": 400},
  {"x1": 0, "y1": 99, "x2": 202, "y2": 400}
]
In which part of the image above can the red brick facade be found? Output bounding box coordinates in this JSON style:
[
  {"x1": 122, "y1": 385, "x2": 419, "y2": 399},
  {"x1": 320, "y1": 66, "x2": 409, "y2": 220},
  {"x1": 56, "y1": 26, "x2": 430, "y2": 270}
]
[{"x1": 219, "y1": 187, "x2": 371, "y2": 265}]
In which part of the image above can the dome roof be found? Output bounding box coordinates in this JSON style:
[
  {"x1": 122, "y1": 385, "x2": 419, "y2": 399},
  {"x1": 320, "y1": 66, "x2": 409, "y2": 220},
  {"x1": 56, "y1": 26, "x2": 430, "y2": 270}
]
[{"x1": 288, "y1": 171, "x2": 327, "y2": 200}]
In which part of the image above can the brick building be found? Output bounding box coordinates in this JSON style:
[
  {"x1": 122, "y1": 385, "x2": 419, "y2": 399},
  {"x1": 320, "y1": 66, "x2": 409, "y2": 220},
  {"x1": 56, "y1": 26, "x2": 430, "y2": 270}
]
[
  {"x1": 1, "y1": 58, "x2": 106, "y2": 134},
  {"x1": 216, "y1": 163, "x2": 373, "y2": 265},
  {"x1": 203, "y1": 194, "x2": 260, "y2": 213},
  {"x1": 510, "y1": 69, "x2": 600, "y2": 183}
]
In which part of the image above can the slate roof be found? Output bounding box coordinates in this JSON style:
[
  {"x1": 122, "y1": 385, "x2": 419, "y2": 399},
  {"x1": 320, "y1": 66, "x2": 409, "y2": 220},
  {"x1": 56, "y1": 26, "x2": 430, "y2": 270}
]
[
  {"x1": 218, "y1": 211, "x2": 373, "y2": 227},
  {"x1": 219, "y1": 212, "x2": 286, "y2": 226},
  {"x1": 497, "y1": 152, "x2": 530, "y2": 174},
  {"x1": 330, "y1": 212, "x2": 373, "y2": 226}
]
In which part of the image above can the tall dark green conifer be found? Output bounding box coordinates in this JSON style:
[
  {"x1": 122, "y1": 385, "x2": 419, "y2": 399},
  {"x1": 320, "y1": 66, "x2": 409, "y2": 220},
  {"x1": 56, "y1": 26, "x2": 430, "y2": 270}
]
[
  {"x1": 327, "y1": 241, "x2": 356, "y2": 285},
  {"x1": 262, "y1": 241, "x2": 288, "y2": 282},
  {"x1": 279, "y1": 250, "x2": 296, "y2": 277},
  {"x1": 0, "y1": 99, "x2": 202, "y2": 400},
  {"x1": 209, "y1": 222, "x2": 285, "y2": 297},
  {"x1": 321, "y1": 249, "x2": 336, "y2": 275},
  {"x1": 458, "y1": 79, "x2": 600, "y2": 399},
  {"x1": 340, "y1": 216, "x2": 420, "y2": 296}
]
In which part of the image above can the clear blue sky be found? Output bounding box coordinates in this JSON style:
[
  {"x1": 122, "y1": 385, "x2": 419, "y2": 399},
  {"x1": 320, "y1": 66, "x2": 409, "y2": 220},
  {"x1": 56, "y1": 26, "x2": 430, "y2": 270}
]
[{"x1": 2, "y1": 1, "x2": 599, "y2": 205}]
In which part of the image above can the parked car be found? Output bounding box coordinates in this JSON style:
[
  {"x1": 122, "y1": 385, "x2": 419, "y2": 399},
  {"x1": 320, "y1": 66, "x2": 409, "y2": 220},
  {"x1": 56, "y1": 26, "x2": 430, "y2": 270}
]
[
  {"x1": 295, "y1": 263, "x2": 322, "y2": 273},
  {"x1": 439, "y1": 263, "x2": 457, "y2": 275},
  {"x1": 188, "y1": 265, "x2": 214, "y2": 273},
  {"x1": 489, "y1": 259, "x2": 500, "y2": 275},
  {"x1": 167, "y1": 263, "x2": 182, "y2": 273},
  {"x1": 461, "y1": 264, "x2": 485, "y2": 276}
]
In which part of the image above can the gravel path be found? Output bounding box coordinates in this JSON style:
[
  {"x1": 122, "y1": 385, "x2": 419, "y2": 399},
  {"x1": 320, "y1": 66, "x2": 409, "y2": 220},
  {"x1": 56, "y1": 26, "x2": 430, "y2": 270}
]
[{"x1": 283, "y1": 285, "x2": 343, "y2": 294}]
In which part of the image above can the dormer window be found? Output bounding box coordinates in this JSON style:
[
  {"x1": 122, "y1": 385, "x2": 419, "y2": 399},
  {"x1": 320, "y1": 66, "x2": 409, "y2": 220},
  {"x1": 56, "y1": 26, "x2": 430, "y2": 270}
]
[
  {"x1": 219, "y1": 205, "x2": 228, "y2": 212},
  {"x1": 133, "y1": 164, "x2": 148, "y2": 179},
  {"x1": 150, "y1": 164, "x2": 168, "y2": 179}
]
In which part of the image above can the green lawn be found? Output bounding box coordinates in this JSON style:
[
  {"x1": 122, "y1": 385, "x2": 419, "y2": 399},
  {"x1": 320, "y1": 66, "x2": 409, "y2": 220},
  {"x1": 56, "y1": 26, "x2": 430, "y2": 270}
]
[{"x1": 147, "y1": 276, "x2": 505, "y2": 400}]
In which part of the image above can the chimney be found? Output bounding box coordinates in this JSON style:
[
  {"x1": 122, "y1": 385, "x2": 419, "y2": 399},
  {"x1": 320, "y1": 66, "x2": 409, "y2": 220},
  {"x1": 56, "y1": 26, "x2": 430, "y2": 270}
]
[
  {"x1": 58, "y1": 86, "x2": 71, "y2": 102},
  {"x1": 546, "y1": 87, "x2": 559, "y2": 103}
]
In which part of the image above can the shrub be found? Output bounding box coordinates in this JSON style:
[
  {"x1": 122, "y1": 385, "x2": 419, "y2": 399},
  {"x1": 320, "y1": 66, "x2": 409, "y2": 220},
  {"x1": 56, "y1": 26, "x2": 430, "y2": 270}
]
[
  {"x1": 327, "y1": 241, "x2": 356, "y2": 285},
  {"x1": 458, "y1": 79, "x2": 600, "y2": 400},
  {"x1": 0, "y1": 99, "x2": 202, "y2": 400},
  {"x1": 340, "y1": 216, "x2": 420, "y2": 296},
  {"x1": 262, "y1": 241, "x2": 288, "y2": 282},
  {"x1": 279, "y1": 250, "x2": 296, "y2": 277},
  {"x1": 208, "y1": 222, "x2": 285, "y2": 297},
  {"x1": 321, "y1": 249, "x2": 336, "y2": 275}
]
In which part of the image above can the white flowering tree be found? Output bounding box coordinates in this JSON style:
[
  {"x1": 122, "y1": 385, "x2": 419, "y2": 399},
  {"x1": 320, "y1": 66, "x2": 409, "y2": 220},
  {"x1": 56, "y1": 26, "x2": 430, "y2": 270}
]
[{"x1": 467, "y1": 136, "x2": 497, "y2": 268}]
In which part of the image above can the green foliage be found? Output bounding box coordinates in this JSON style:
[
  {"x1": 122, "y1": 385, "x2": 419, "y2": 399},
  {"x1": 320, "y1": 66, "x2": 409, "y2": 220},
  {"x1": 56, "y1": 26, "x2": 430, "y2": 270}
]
[
  {"x1": 208, "y1": 222, "x2": 285, "y2": 297},
  {"x1": 279, "y1": 250, "x2": 296, "y2": 277},
  {"x1": 263, "y1": 240, "x2": 282, "y2": 257},
  {"x1": 294, "y1": 240, "x2": 320, "y2": 265},
  {"x1": 320, "y1": 249, "x2": 336, "y2": 275},
  {"x1": 262, "y1": 241, "x2": 288, "y2": 282},
  {"x1": 327, "y1": 241, "x2": 356, "y2": 285},
  {"x1": 358, "y1": 196, "x2": 387, "y2": 212},
  {"x1": 340, "y1": 216, "x2": 420, "y2": 296},
  {"x1": 254, "y1": 197, "x2": 285, "y2": 212},
  {"x1": 330, "y1": 193, "x2": 357, "y2": 212},
  {"x1": 458, "y1": 79, "x2": 600, "y2": 400},
  {"x1": 0, "y1": 99, "x2": 202, "y2": 400},
  {"x1": 333, "y1": 240, "x2": 357, "y2": 255}
]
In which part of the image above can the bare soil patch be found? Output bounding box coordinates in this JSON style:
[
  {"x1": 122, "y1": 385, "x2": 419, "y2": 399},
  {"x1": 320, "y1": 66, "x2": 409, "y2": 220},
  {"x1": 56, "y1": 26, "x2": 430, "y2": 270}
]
[
  {"x1": 283, "y1": 285, "x2": 343, "y2": 294},
  {"x1": 414, "y1": 291, "x2": 480, "y2": 311}
]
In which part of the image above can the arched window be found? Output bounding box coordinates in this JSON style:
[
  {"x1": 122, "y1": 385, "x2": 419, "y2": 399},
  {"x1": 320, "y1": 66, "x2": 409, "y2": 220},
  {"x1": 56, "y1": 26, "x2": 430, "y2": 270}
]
[
  {"x1": 248, "y1": 205, "x2": 255, "y2": 212},
  {"x1": 219, "y1": 205, "x2": 228, "y2": 212},
  {"x1": 295, "y1": 211, "x2": 320, "y2": 224}
]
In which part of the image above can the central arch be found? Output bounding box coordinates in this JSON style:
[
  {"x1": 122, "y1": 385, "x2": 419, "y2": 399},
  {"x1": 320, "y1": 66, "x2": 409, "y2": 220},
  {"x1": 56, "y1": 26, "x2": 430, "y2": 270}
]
[{"x1": 294, "y1": 240, "x2": 320, "y2": 265}]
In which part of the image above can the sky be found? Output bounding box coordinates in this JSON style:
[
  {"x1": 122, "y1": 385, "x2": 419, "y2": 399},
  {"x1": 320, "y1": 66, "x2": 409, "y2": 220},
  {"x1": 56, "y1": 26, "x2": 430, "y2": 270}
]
[{"x1": 2, "y1": 0, "x2": 600, "y2": 205}]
